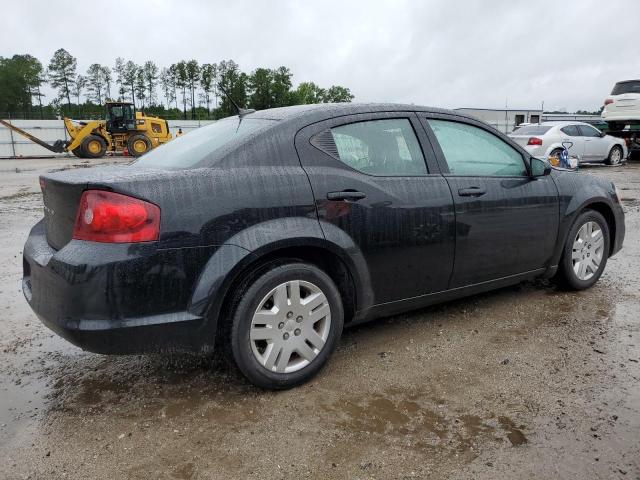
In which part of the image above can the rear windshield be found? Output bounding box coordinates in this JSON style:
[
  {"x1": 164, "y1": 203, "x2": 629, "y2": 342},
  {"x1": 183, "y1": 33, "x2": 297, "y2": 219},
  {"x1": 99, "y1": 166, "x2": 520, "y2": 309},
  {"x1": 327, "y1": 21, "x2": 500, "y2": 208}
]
[
  {"x1": 133, "y1": 116, "x2": 277, "y2": 169},
  {"x1": 511, "y1": 125, "x2": 552, "y2": 135},
  {"x1": 612, "y1": 81, "x2": 640, "y2": 95}
]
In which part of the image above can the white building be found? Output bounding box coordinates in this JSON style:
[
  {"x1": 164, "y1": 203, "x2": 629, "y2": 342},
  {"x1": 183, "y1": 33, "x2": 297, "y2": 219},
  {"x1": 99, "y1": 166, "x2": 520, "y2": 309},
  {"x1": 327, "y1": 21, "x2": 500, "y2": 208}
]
[
  {"x1": 541, "y1": 113, "x2": 602, "y2": 123},
  {"x1": 453, "y1": 108, "x2": 543, "y2": 134}
]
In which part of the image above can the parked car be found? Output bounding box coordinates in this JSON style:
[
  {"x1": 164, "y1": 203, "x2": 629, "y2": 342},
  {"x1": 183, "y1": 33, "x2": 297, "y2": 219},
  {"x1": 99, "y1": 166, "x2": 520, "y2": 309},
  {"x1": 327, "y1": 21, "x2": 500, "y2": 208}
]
[
  {"x1": 602, "y1": 79, "x2": 640, "y2": 130},
  {"x1": 581, "y1": 119, "x2": 610, "y2": 131},
  {"x1": 23, "y1": 104, "x2": 625, "y2": 389},
  {"x1": 509, "y1": 121, "x2": 627, "y2": 165}
]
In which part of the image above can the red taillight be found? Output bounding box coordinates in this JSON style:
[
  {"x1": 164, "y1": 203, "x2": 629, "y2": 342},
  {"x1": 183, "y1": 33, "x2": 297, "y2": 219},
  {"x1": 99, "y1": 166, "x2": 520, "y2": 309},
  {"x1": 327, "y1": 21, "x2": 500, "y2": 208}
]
[
  {"x1": 72, "y1": 190, "x2": 160, "y2": 243},
  {"x1": 527, "y1": 137, "x2": 543, "y2": 146},
  {"x1": 604, "y1": 98, "x2": 614, "y2": 105}
]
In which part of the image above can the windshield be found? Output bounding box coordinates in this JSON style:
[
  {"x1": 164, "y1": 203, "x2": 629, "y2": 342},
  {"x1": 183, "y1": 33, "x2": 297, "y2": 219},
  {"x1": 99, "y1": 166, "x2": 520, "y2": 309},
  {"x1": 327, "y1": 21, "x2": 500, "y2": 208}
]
[
  {"x1": 612, "y1": 81, "x2": 640, "y2": 95},
  {"x1": 133, "y1": 116, "x2": 277, "y2": 169},
  {"x1": 511, "y1": 125, "x2": 552, "y2": 135},
  {"x1": 108, "y1": 104, "x2": 134, "y2": 119}
]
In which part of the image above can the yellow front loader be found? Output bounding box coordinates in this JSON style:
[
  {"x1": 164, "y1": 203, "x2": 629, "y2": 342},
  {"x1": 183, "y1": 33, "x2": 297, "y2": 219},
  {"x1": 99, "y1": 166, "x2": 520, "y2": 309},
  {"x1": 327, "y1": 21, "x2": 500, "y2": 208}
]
[{"x1": 0, "y1": 102, "x2": 172, "y2": 159}]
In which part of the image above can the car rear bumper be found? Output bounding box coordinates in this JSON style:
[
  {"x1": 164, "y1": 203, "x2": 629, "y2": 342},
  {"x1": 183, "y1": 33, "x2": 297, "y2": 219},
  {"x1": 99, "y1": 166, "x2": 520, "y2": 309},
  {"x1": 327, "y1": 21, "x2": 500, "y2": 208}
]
[
  {"x1": 602, "y1": 110, "x2": 640, "y2": 121},
  {"x1": 22, "y1": 220, "x2": 215, "y2": 355},
  {"x1": 523, "y1": 145, "x2": 547, "y2": 157}
]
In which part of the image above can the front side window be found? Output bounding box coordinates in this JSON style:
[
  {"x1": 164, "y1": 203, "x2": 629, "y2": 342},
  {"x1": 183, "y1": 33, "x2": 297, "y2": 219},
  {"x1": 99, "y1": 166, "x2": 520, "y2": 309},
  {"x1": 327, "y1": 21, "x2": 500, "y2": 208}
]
[
  {"x1": 578, "y1": 125, "x2": 601, "y2": 137},
  {"x1": 428, "y1": 119, "x2": 527, "y2": 176},
  {"x1": 329, "y1": 119, "x2": 427, "y2": 176}
]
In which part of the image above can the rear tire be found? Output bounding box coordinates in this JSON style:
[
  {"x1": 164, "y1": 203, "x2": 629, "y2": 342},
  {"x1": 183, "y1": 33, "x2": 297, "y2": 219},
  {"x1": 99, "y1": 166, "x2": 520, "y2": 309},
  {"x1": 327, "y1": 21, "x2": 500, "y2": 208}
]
[
  {"x1": 606, "y1": 145, "x2": 623, "y2": 165},
  {"x1": 556, "y1": 210, "x2": 610, "y2": 290},
  {"x1": 224, "y1": 262, "x2": 344, "y2": 390},
  {"x1": 71, "y1": 147, "x2": 86, "y2": 158},
  {"x1": 548, "y1": 148, "x2": 564, "y2": 166},
  {"x1": 80, "y1": 135, "x2": 107, "y2": 159},
  {"x1": 127, "y1": 134, "x2": 152, "y2": 157}
]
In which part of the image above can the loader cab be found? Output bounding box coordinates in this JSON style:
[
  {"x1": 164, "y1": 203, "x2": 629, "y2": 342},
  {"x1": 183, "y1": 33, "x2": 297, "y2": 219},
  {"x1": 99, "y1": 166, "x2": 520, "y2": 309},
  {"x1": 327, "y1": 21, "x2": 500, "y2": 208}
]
[{"x1": 106, "y1": 102, "x2": 136, "y2": 133}]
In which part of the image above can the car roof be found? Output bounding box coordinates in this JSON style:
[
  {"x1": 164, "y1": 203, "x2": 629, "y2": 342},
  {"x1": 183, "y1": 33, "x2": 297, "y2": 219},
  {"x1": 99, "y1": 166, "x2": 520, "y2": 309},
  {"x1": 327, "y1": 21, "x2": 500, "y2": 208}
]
[
  {"x1": 246, "y1": 103, "x2": 463, "y2": 125},
  {"x1": 538, "y1": 121, "x2": 596, "y2": 127}
]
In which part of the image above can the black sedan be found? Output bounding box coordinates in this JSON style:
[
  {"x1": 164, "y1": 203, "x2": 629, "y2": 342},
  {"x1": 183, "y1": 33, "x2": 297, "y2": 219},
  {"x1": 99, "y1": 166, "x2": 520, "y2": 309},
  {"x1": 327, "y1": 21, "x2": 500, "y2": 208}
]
[{"x1": 23, "y1": 104, "x2": 625, "y2": 389}]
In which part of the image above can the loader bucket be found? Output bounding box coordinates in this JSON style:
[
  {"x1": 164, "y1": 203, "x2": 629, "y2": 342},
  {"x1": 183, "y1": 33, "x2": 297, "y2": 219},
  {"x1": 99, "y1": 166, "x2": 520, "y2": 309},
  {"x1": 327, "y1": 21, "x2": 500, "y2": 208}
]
[{"x1": 0, "y1": 119, "x2": 67, "y2": 154}]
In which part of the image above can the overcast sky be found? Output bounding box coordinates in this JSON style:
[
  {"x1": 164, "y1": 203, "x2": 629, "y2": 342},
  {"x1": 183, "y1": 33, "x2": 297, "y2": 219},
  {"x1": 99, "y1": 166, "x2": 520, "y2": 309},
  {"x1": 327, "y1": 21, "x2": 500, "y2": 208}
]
[{"x1": 2, "y1": 0, "x2": 637, "y2": 112}]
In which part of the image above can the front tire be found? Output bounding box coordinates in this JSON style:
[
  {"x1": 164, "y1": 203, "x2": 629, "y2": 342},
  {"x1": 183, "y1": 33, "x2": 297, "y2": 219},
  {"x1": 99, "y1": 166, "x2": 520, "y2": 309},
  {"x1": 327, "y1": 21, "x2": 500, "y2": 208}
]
[
  {"x1": 127, "y1": 134, "x2": 152, "y2": 157},
  {"x1": 226, "y1": 262, "x2": 344, "y2": 390},
  {"x1": 71, "y1": 146, "x2": 86, "y2": 158},
  {"x1": 606, "y1": 145, "x2": 623, "y2": 165},
  {"x1": 80, "y1": 135, "x2": 107, "y2": 159},
  {"x1": 556, "y1": 210, "x2": 610, "y2": 290}
]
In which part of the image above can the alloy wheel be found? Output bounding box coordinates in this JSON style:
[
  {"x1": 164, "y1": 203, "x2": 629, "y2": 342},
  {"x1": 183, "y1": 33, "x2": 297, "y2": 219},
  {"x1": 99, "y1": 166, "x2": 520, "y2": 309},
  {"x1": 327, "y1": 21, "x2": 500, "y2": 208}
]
[
  {"x1": 249, "y1": 280, "x2": 331, "y2": 373},
  {"x1": 572, "y1": 221, "x2": 605, "y2": 281},
  {"x1": 610, "y1": 147, "x2": 622, "y2": 165}
]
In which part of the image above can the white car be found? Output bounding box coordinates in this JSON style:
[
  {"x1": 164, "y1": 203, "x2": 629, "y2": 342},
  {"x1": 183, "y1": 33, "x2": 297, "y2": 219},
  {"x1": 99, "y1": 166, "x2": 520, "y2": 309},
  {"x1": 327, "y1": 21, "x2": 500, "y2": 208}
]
[
  {"x1": 602, "y1": 80, "x2": 640, "y2": 129},
  {"x1": 509, "y1": 121, "x2": 627, "y2": 165}
]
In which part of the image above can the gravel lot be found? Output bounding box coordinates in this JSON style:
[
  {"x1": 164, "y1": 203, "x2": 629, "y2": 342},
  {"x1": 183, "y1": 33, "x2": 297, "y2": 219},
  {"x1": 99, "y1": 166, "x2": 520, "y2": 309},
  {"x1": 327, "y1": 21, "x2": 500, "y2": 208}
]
[{"x1": 0, "y1": 157, "x2": 638, "y2": 480}]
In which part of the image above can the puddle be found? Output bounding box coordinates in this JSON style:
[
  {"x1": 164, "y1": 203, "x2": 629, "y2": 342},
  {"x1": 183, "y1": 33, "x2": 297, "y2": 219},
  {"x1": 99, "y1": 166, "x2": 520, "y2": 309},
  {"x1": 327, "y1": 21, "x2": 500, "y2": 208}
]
[
  {"x1": 498, "y1": 415, "x2": 528, "y2": 446},
  {"x1": 322, "y1": 387, "x2": 527, "y2": 459}
]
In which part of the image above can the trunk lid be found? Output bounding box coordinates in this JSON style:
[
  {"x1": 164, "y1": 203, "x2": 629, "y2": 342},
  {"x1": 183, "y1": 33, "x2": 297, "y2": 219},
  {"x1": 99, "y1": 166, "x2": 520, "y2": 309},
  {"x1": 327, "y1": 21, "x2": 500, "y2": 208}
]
[
  {"x1": 509, "y1": 135, "x2": 533, "y2": 147},
  {"x1": 508, "y1": 125, "x2": 552, "y2": 147},
  {"x1": 39, "y1": 165, "x2": 171, "y2": 250},
  {"x1": 41, "y1": 175, "x2": 87, "y2": 250}
]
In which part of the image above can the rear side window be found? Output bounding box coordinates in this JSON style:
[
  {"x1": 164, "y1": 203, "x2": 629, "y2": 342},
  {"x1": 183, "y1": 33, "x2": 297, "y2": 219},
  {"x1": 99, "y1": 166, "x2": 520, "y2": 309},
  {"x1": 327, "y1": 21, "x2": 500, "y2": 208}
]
[
  {"x1": 560, "y1": 125, "x2": 581, "y2": 136},
  {"x1": 428, "y1": 119, "x2": 527, "y2": 176},
  {"x1": 328, "y1": 119, "x2": 427, "y2": 176},
  {"x1": 577, "y1": 125, "x2": 601, "y2": 137},
  {"x1": 132, "y1": 116, "x2": 277, "y2": 169},
  {"x1": 512, "y1": 125, "x2": 552, "y2": 135},
  {"x1": 611, "y1": 81, "x2": 640, "y2": 95}
]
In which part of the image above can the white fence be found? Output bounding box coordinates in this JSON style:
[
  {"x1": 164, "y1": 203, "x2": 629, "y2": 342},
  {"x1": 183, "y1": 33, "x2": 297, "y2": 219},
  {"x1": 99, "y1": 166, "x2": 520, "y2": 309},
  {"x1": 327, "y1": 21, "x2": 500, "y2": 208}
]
[{"x1": 0, "y1": 119, "x2": 215, "y2": 158}]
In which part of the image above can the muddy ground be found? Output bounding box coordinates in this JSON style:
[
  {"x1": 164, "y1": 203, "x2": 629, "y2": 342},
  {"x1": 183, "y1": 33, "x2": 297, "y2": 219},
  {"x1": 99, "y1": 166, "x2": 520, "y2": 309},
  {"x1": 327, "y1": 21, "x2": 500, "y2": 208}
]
[{"x1": 0, "y1": 157, "x2": 638, "y2": 480}]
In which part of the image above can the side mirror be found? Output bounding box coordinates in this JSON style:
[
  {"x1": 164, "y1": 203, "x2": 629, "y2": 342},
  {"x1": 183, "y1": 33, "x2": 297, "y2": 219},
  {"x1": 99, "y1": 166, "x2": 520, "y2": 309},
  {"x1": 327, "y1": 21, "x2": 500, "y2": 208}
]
[
  {"x1": 530, "y1": 157, "x2": 552, "y2": 177},
  {"x1": 599, "y1": 131, "x2": 606, "y2": 138}
]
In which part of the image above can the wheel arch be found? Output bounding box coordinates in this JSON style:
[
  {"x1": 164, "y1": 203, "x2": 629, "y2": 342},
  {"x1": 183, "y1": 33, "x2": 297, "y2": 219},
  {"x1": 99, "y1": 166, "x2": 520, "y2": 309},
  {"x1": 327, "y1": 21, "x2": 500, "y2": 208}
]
[
  {"x1": 584, "y1": 201, "x2": 617, "y2": 255},
  {"x1": 188, "y1": 219, "x2": 374, "y2": 344},
  {"x1": 222, "y1": 243, "x2": 358, "y2": 323},
  {"x1": 553, "y1": 199, "x2": 618, "y2": 267},
  {"x1": 608, "y1": 143, "x2": 624, "y2": 160}
]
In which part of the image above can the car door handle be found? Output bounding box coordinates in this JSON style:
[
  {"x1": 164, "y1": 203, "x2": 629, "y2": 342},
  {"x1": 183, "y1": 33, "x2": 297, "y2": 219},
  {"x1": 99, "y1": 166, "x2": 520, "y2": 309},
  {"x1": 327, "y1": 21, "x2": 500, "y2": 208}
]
[
  {"x1": 458, "y1": 187, "x2": 486, "y2": 197},
  {"x1": 326, "y1": 190, "x2": 367, "y2": 201}
]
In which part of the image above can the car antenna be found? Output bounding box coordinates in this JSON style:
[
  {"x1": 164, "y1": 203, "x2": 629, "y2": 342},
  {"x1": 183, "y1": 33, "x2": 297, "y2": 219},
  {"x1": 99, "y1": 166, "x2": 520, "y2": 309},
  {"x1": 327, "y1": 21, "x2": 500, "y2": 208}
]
[{"x1": 218, "y1": 85, "x2": 255, "y2": 118}]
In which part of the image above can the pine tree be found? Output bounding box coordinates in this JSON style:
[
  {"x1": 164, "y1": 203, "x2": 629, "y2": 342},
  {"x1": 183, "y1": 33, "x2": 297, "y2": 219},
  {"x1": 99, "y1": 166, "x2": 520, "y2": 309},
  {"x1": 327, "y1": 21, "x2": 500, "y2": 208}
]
[
  {"x1": 142, "y1": 61, "x2": 159, "y2": 106},
  {"x1": 200, "y1": 63, "x2": 217, "y2": 118},
  {"x1": 47, "y1": 48, "x2": 77, "y2": 109}
]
